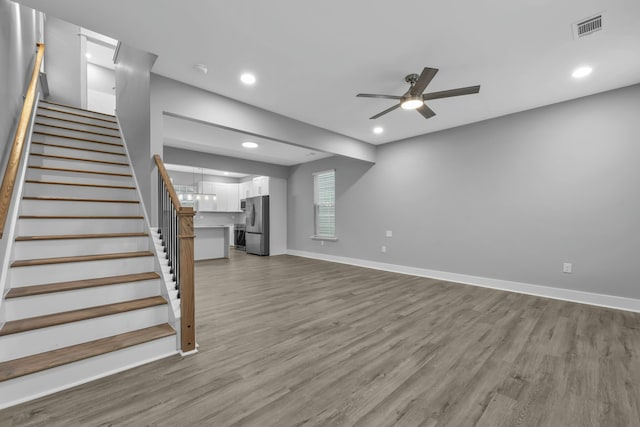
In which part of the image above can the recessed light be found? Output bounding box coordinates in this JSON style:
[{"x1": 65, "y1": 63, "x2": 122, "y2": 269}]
[
  {"x1": 194, "y1": 64, "x2": 208, "y2": 75},
  {"x1": 85, "y1": 53, "x2": 92, "y2": 59},
  {"x1": 223, "y1": 172, "x2": 229, "y2": 176},
  {"x1": 373, "y1": 126, "x2": 384, "y2": 134},
  {"x1": 572, "y1": 66, "x2": 592, "y2": 78},
  {"x1": 242, "y1": 141, "x2": 258, "y2": 148},
  {"x1": 240, "y1": 73, "x2": 256, "y2": 85}
]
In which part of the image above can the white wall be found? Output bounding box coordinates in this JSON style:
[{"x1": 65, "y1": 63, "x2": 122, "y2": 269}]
[
  {"x1": 114, "y1": 42, "x2": 156, "y2": 217},
  {"x1": 288, "y1": 84, "x2": 640, "y2": 303},
  {"x1": 43, "y1": 16, "x2": 81, "y2": 107}
]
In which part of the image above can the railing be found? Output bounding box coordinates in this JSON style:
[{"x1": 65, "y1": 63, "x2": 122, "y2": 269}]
[
  {"x1": 0, "y1": 43, "x2": 45, "y2": 238},
  {"x1": 153, "y1": 154, "x2": 196, "y2": 353}
]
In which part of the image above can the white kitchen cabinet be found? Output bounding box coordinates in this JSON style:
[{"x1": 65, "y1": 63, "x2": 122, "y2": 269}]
[{"x1": 240, "y1": 177, "x2": 270, "y2": 198}]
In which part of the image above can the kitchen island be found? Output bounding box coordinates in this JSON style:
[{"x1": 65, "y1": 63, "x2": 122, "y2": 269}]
[{"x1": 194, "y1": 225, "x2": 230, "y2": 260}]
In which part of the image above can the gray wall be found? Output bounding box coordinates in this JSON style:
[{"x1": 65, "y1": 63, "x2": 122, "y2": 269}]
[
  {"x1": 114, "y1": 42, "x2": 157, "y2": 216},
  {"x1": 288, "y1": 84, "x2": 640, "y2": 300},
  {"x1": 0, "y1": 0, "x2": 41, "y2": 167},
  {"x1": 43, "y1": 16, "x2": 81, "y2": 107}
]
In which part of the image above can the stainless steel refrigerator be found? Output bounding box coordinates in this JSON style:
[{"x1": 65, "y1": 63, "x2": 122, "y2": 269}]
[{"x1": 245, "y1": 195, "x2": 269, "y2": 255}]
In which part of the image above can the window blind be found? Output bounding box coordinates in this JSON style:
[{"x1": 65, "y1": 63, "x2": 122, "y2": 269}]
[{"x1": 313, "y1": 169, "x2": 335, "y2": 237}]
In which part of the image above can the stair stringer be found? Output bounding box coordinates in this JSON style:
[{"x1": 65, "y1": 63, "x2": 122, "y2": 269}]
[
  {"x1": 0, "y1": 93, "x2": 40, "y2": 328},
  {"x1": 114, "y1": 116, "x2": 183, "y2": 348}
]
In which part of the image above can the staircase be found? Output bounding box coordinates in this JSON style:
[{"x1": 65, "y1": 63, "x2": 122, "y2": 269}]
[{"x1": 0, "y1": 100, "x2": 178, "y2": 409}]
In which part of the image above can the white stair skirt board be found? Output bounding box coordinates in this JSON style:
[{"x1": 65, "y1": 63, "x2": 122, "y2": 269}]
[
  {"x1": 0, "y1": 304, "x2": 168, "y2": 361},
  {"x1": 25, "y1": 168, "x2": 133, "y2": 187},
  {"x1": 22, "y1": 182, "x2": 138, "y2": 201},
  {"x1": 13, "y1": 235, "x2": 150, "y2": 261},
  {"x1": 10, "y1": 256, "x2": 155, "y2": 287},
  {"x1": 30, "y1": 143, "x2": 127, "y2": 163},
  {"x1": 27, "y1": 156, "x2": 131, "y2": 175},
  {"x1": 20, "y1": 199, "x2": 141, "y2": 216},
  {"x1": 286, "y1": 250, "x2": 640, "y2": 314},
  {"x1": 35, "y1": 117, "x2": 121, "y2": 137},
  {"x1": 0, "y1": 335, "x2": 177, "y2": 410},
  {"x1": 4, "y1": 278, "x2": 161, "y2": 321},
  {"x1": 17, "y1": 218, "x2": 145, "y2": 236}
]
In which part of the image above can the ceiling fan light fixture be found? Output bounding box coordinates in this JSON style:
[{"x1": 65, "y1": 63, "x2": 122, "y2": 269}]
[{"x1": 400, "y1": 97, "x2": 424, "y2": 110}]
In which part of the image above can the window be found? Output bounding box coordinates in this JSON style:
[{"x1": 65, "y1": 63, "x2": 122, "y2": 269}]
[{"x1": 313, "y1": 169, "x2": 336, "y2": 238}]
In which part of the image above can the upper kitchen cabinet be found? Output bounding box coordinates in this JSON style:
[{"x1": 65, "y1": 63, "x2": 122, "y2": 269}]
[
  {"x1": 196, "y1": 182, "x2": 240, "y2": 212},
  {"x1": 240, "y1": 176, "x2": 270, "y2": 199}
]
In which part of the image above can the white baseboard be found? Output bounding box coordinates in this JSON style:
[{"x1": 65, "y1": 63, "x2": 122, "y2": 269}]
[{"x1": 286, "y1": 249, "x2": 640, "y2": 313}]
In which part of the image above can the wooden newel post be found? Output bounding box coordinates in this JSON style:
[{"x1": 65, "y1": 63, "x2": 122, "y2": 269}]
[{"x1": 178, "y1": 206, "x2": 196, "y2": 352}]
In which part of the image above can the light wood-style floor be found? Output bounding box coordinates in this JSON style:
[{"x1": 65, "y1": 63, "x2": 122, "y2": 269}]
[{"x1": 2, "y1": 251, "x2": 640, "y2": 426}]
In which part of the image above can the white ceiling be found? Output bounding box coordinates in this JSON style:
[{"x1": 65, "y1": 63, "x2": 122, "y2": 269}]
[
  {"x1": 163, "y1": 115, "x2": 333, "y2": 166},
  {"x1": 20, "y1": 0, "x2": 640, "y2": 146}
]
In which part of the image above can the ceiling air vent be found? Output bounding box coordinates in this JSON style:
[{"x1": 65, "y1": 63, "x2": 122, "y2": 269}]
[{"x1": 573, "y1": 13, "x2": 603, "y2": 39}]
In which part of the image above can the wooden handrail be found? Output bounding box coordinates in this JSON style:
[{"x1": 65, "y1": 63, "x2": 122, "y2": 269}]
[
  {"x1": 153, "y1": 154, "x2": 196, "y2": 353},
  {"x1": 0, "y1": 43, "x2": 45, "y2": 238},
  {"x1": 153, "y1": 154, "x2": 182, "y2": 210}
]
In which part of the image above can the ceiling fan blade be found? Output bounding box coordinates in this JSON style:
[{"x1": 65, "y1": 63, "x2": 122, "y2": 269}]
[
  {"x1": 416, "y1": 104, "x2": 436, "y2": 119},
  {"x1": 409, "y1": 67, "x2": 438, "y2": 96},
  {"x1": 423, "y1": 85, "x2": 480, "y2": 100},
  {"x1": 370, "y1": 104, "x2": 400, "y2": 119},
  {"x1": 357, "y1": 93, "x2": 402, "y2": 100}
]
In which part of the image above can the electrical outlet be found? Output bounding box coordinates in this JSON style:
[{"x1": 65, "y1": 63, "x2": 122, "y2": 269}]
[
  {"x1": 386, "y1": 230, "x2": 393, "y2": 237},
  {"x1": 563, "y1": 262, "x2": 572, "y2": 273},
  {"x1": 381, "y1": 245, "x2": 386, "y2": 253},
  {"x1": 320, "y1": 240, "x2": 324, "y2": 246}
]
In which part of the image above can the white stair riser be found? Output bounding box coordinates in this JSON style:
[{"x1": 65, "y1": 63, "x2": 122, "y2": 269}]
[
  {"x1": 20, "y1": 200, "x2": 141, "y2": 216},
  {"x1": 4, "y1": 279, "x2": 161, "y2": 322},
  {"x1": 0, "y1": 305, "x2": 168, "y2": 361},
  {"x1": 32, "y1": 133, "x2": 124, "y2": 153},
  {"x1": 36, "y1": 109, "x2": 119, "y2": 128},
  {"x1": 38, "y1": 104, "x2": 118, "y2": 122},
  {"x1": 35, "y1": 116, "x2": 120, "y2": 137},
  {"x1": 30, "y1": 143, "x2": 127, "y2": 164},
  {"x1": 10, "y1": 256, "x2": 155, "y2": 286},
  {"x1": 22, "y1": 182, "x2": 138, "y2": 201},
  {"x1": 0, "y1": 304, "x2": 169, "y2": 362},
  {"x1": 17, "y1": 218, "x2": 146, "y2": 235},
  {"x1": 28, "y1": 156, "x2": 131, "y2": 175},
  {"x1": 26, "y1": 167, "x2": 133, "y2": 187},
  {"x1": 0, "y1": 335, "x2": 176, "y2": 410},
  {"x1": 33, "y1": 124, "x2": 121, "y2": 145},
  {"x1": 13, "y1": 236, "x2": 151, "y2": 259}
]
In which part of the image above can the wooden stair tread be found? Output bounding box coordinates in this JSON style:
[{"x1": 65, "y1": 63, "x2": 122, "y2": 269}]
[
  {"x1": 28, "y1": 165, "x2": 132, "y2": 177},
  {"x1": 19, "y1": 215, "x2": 144, "y2": 219},
  {"x1": 0, "y1": 324, "x2": 175, "y2": 381},
  {"x1": 15, "y1": 232, "x2": 148, "y2": 241},
  {"x1": 25, "y1": 180, "x2": 135, "y2": 190},
  {"x1": 35, "y1": 122, "x2": 120, "y2": 139},
  {"x1": 39, "y1": 100, "x2": 117, "y2": 119},
  {"x1": 30, "y1": 152, "x2": 129, "y2": 166},
  {"x1": 5, "y1": 272, "x2": 161, "y2": 299},
  {"x1": 31, "y1": 141, "x2": 126, "y2": 156},
  {"x1": 0, "y1": 296, "x2": 167, "y2": 337},
  {"x1": 38, "y1": 106, "x2": 118, "y2": 125},
  {"x1": 36, "y1": 114, "x2": 119, "y2": 131},
  {"x1": 11, "y1": 250, "x2": 154, "y2": 267},
  {"x1": 23, "y1": 196, "x2": 139, "y2": 204},
  {"x1": 33, "y1": 131, "x2": 123, "y2": 148}
]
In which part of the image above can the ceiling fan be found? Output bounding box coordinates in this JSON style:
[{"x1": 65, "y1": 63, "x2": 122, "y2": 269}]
[{"x1": 357, "y1": 67, "x2": 480, "y2": 120}]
